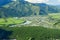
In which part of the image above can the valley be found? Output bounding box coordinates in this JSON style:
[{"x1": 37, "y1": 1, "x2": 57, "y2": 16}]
[
  {"x1": 0, "y1": 0, "x2": 60, "y2": 40},
  {"x1": 0, "y1": 13, "x2": 60, "y2": 29}
]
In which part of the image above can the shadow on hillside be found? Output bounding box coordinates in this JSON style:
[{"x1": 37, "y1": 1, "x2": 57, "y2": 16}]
[{"x1": 0, "y1": 29, "x2": 12, "y2": 40}]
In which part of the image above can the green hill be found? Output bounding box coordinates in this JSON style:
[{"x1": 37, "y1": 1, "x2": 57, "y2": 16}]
[
  {"x1": 0, "y1": 0, "x2": 60, "y2": 18},
  {"x1": 0, "y1": 1, "x2": 40, "y2": 18}
]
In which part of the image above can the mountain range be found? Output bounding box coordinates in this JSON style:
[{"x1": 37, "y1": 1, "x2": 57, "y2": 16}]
[{"x1": 0, "y1": 0, "x2": 60, "y2": 18}]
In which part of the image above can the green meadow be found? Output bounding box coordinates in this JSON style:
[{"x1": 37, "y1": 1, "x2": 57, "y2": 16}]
[
  {"x1": 49, "y1": 13, "x2": 60, "y2": 19},
  {"x1": 0, "y1": 17, "x2": 25, "y2": 24}
]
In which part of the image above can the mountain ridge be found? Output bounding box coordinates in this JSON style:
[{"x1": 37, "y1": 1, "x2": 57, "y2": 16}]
[{"x1": 0, "y1": 0, "x2": 60, "y2": 18}]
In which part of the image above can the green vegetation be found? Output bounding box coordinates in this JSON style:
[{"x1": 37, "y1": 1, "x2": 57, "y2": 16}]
[
  {"x1": 48, "y1": 13, "x2": 60, "y2": 28},
  {"x1": 49, "y1": 13, "x2": 60, "y2": 19},
  {"x1": 0, "y1": 18, "x2": 25, "y2": 24},
  {"x1": 0, "y1": 0, "x2": 60, "y2": 40},
  {"x1": 0, "y1": 26, "x2": 60, "y2": 40}
]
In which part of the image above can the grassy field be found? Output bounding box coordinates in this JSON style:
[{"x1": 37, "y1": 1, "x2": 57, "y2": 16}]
[
  {"x1": 48, "y1": 13, "x2": 60, "y2": 28},
  {"x1": 0, "y1": 17, "x2": 25, "y2": 24},
  {"x1": 0, "y1": 26, "x2": 60, "y2": 40},
  {"x1": 48, "y1": 13, "x2": 60, "y2": 19}
]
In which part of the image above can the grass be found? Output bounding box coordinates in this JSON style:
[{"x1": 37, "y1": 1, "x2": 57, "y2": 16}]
[
  {"x1": 0, "y1": 26, "x2": 60, "y2": 40},
  {"x1": 48, "y1": 13, "x2": 60, "y2": 19},
  {"x1": 48, "y1": 13, "x2": 60, "y2": 27},
  {"x1": 0, "y1": 17, "x2": 25, "y2": 24}
]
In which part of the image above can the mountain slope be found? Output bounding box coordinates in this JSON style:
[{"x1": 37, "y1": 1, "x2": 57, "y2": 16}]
[
  {"x1": 0, "y1": 0, "x2": 40, "y2": 17},
  {"x1": 33, "y1": 3, "x2": 60, "y2": 13},
  {"x1": 0, "y1": 0, "x2": 60, "y2": 18},
  {"x1": 0, "y1": 0, "x2": 12, "y2": 6}
]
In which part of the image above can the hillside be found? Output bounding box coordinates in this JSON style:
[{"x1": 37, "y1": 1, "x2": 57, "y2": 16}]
[
  {"x1": 33, "y1": 3, "x2": 60, "y2": 13},
  {"x1": 0, "y1": 0, "x2": 40, "y2": 18},
  {"x1": 0, "y1": 0, "x2": 60, "y2": 18},
  {"x1": 0, "y1": 0, "x2": 60, "y2": 40}
]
